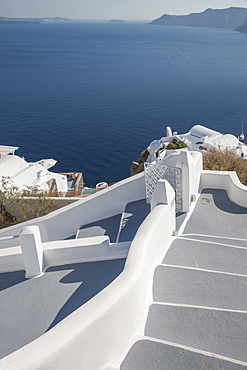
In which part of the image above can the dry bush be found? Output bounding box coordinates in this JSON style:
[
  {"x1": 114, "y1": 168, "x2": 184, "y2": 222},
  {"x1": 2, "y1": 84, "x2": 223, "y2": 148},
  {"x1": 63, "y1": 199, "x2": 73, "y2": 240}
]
[
  {"x1": 0, "y1": 177, "x2": 56, "y2": 229},
  {"x1": 203, "y1": 149, "x2": 247, "y2": 186}
]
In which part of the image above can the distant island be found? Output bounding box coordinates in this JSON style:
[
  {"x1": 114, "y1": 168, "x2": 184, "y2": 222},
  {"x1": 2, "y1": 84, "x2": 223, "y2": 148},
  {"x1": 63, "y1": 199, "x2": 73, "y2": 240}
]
[
  {"x1": 149, "y1": 7, "x2": 247, "y2": 29},
  {"x1": 235, "y1": 18, "x2": 247, "y2": 33},
  {"x1": 109, "y1": 19, "x2": 124, "y2": 23},
  {"x1": 0, "y1": 17, "x2": 70, "y2": 25}
]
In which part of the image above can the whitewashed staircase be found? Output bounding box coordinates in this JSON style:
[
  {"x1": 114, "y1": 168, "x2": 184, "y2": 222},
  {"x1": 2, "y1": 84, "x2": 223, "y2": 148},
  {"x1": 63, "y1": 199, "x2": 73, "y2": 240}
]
[{"x1": 121, "y1": 234, "x2": 247, "y2": 369}]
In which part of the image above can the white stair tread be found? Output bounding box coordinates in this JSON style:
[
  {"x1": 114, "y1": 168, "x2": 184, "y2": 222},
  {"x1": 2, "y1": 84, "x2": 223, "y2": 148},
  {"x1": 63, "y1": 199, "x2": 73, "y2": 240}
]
[
  {"x1": 154, "y1": 265, "x2": 247, "y2": 311},
  {"x1": 163, "y1": 238, "x2": 247, "y2": 275},
  {"x1": 145, "y1": 304, "x2": 247, "y2": 363},
  {"x1": 121, "y1": 338, "x2": 247, "y2": 370}
]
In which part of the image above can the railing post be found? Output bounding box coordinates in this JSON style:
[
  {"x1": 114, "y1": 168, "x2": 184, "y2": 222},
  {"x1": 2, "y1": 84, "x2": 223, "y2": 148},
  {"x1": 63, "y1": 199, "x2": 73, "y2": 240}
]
[
  {"x1": 19, "y1": 226, "x2": 44, "y2": 278},
  {"x1": 151, "y1": 179, "x2": 175, "y2": 209}
]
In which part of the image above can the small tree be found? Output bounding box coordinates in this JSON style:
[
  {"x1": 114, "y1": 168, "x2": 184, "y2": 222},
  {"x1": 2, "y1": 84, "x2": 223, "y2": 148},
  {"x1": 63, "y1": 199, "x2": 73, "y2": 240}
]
[{"x1": 0, "y1": 177, "x2": 56, "y2": 229}]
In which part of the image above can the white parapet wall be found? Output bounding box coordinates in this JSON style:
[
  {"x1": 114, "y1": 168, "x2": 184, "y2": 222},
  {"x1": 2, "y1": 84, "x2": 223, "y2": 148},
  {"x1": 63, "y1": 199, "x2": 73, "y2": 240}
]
[
  {"x1": 0, "y1": 233, "x2": 130, "y2": 275},
  {"x1": 0, "y1": 180, "x2": 176, "y2": 370},
  {"x1": 0, "y1": 172, "x2": 146, "y2": 245},
  {"x1": 200, "y1": 170, "x2": 247, "y2": 208}
]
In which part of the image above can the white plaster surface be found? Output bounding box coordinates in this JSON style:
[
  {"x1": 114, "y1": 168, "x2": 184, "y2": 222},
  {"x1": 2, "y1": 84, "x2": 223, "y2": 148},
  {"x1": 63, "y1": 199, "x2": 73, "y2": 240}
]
[
  {"x1": 121, "y1": 339, "x2": 247, "y2": 370},
  {"x1": 0, "y1": 172, "x2": 146, "y2": 243},
  {"x1": 0, "y1": 259, "x2": 125, "y2": 360},
  {"x1": 200, "y1": 170, "x2": 247, "y2": 208},
  {"x1": 121, "y1": 188, "x2": 247, "y2": 369},
  {"x1": 0, "y1": 181, "x2": 175, "y2": 370},
  {"x1": 19, "y1": 226, "x2": 43, "y2": 278},
  {"x1": 1, "y1": 165, "x2": 247, "y2": 368},
  {"x1": 164, "y1": 237, "x2": 247, "y2": 274},
  {"x1": 145, "y1": 304, "x2": 247, "y2": 363}
]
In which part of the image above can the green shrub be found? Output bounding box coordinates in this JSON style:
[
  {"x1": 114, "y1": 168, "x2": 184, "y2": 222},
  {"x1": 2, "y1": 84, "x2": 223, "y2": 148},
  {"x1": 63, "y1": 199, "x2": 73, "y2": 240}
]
[{"x1": 166, "y1": 139, "x2": 187, "y2": 150}]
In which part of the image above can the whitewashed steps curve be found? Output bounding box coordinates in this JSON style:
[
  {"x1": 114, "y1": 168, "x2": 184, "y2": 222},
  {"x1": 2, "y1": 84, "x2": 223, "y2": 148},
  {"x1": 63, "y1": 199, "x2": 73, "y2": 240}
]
[
  {"x1": 153, "y1": 265, "x2": 247, "y2": 310},
  {"x1": 145, "y1": 304, "x2": 247, "y2": 363},
  {"x1": 163, "y1": 238, "x2": 247, "y2": 275},
  {"x1": 120, "y1": 338, "x2": 247, "y2": 370},
  {"x1": 181, "y1": 234, "x2": 247, "y2": 248},
  {"x1": 120, "y1": 232, "x2": 247, "y2": 369}
]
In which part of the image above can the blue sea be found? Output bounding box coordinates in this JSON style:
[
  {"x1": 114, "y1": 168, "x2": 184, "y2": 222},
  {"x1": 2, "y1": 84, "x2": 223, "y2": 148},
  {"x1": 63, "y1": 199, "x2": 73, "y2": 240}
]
[{"x1": 0, "y1": 21, "x2": 247, "y2": 186}]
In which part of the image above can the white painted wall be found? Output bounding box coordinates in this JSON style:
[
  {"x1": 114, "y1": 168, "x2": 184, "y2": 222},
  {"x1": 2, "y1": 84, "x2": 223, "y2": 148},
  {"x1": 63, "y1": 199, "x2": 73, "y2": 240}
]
[
  {"x1": 0, "y1": 235, "x2": 130, "y2": 275},
  {"x1": 12, "y1": 164, "x2": 45, "y2": 189},
  {"x1": 0, "y1": 245, "x2": 23, "y2": 273},
  {"x1": 19, "y1": 226, "x2": 44, "y2": 278},
  {"x1": 160, "y1": 150, "x2": 202, "y2": 212},
  {"x1": 200, "y1": 170, "x2": 247, "y2": 208},
  {"x1": 0, "y1": 181, "x2": 175, "y2": 370},
  {"x1": 0, "y1": 172, "x2": 146, "y2": 245},
  {"x1": 189, "y1": 151, "x2": 203, "y2": 201}
]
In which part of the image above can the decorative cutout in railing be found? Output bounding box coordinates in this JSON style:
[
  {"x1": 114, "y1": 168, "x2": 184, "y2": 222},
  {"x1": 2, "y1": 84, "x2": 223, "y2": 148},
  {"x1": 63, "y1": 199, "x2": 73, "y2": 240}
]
[{"x1": 144, "y1": 163, "x2": 182, "y2": 210}]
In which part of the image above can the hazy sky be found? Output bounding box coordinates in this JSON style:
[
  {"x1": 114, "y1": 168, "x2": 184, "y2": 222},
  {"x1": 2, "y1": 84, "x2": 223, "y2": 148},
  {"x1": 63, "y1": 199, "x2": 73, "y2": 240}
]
[{"x1": 1, "y1": 0, "x2": 247, "y2": 20}]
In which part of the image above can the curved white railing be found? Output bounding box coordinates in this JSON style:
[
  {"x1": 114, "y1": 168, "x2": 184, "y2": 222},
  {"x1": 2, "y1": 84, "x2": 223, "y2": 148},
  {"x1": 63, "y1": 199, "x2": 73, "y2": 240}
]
[{"x1": 200, "y1": 170, "x2": 247, "y2": 208}]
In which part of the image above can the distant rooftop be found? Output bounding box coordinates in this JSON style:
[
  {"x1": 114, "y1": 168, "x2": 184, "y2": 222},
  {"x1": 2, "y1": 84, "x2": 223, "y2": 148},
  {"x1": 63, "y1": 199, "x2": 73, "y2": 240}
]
[{"x1": 0, "y1": 145, "x2": 18, "y2": 157}]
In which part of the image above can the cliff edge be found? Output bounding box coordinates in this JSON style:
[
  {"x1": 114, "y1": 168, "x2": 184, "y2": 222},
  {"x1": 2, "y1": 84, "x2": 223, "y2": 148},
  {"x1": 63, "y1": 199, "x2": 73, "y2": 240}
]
[
  {"x1": 235, "y1": 18, "x2": 247, "y2": 33},
  {"x1": 149, "y1": 7, "x2": 247, "y2": 29}
]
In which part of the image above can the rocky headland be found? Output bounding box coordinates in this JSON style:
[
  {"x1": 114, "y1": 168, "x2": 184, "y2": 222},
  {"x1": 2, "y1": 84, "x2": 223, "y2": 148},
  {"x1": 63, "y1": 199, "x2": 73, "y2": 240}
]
[
  {"x1": 149, "y1": 7, "x2": 247, "y2": 29},
  {"x1": 235, "y1": 18, "x2": 247, "y2": 33},
  {"x1": 0, "y1": 17, "x2": 70, "y2": 25}
]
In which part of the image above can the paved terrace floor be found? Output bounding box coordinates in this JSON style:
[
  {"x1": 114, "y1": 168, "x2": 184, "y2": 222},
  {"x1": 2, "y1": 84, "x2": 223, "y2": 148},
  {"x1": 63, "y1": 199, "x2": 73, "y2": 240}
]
[
  {"x1": 0, "y1": 259, "x2": 125, "y2": 360},
  {"x1": 121, "y1": 189, "x2": 247, "y2": 369},
  {"x1": 0, "y1": 199, "x2": 151, "y2": 360},
  {"x1": 76, "y1": 199, "x2": 150, "y2": 242},
  {"x1": 183, "y1": 188, "x2": 247, "y2": 238}
]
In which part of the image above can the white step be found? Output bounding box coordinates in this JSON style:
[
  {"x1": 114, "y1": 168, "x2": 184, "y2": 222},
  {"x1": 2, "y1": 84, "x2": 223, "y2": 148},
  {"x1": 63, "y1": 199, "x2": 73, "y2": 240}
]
[
  {"x1": 145, "y1": 304, "x2": 247, "y2": 363},
  {"x1": 153, "y1": 265, "x2": 247, "y2": 310},
  {"x1": 121, "y1": 338, "x2": 247, "y2": 370},
  {"x1": 163, "y1": 238, "x2": 247, "y2": 275},
  {"x1": 182, "y1": 234, "x2": 247, "y2": 247}
]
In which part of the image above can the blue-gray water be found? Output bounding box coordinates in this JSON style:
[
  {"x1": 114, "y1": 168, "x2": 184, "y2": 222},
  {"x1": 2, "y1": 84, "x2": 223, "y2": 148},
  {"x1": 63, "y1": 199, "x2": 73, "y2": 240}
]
[{"x1": 0, "y1": 22, "x2": 247, "y2": 186}]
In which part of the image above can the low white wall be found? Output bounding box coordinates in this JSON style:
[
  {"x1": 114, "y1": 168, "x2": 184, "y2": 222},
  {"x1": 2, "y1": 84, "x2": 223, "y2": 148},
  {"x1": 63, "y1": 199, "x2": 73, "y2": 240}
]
[
  {"x1": 0, "y1": 236, "x2": 130, "y2": 275},
  {"x1": 44, "y1": 238, "x2": 129, "y2": 268},
  {"x1": 0, "y1": 173, "x2": 146, "y2": 244},
  {"x1": 0, "y1": 246, "x2": 23, "y2": 273},
  {"x1": 0, "y1": 182, "x2": 175, "y2": 370},
  {"x1": 200, "y1": 170, "x2": 247, "y2": 208},
  {"x1": 0, "y1": 235, "x2": 19, "y2": 249}
]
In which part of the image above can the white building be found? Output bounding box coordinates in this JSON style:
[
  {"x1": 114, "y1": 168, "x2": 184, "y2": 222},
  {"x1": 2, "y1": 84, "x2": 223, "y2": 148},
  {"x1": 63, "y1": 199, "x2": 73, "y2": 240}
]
[
  {"x1": 147, "y1": 124, "x2": 247, "y2": 164},
  {"x1": 0, "y1": 145, "x2": 68, "y2": 194}
]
